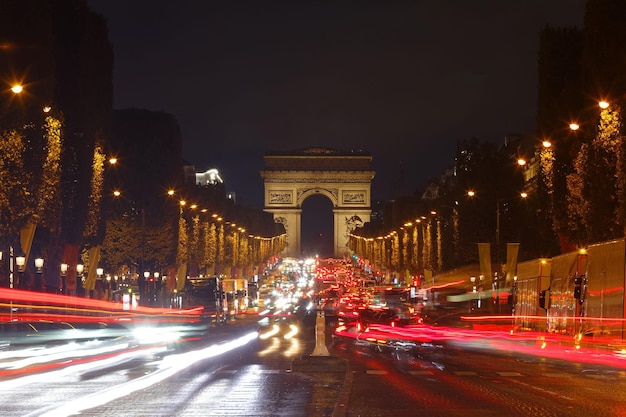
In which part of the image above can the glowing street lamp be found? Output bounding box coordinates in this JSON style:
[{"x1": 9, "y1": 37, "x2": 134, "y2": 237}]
[
  {"x1": 15, "y1": 256, "x2": 25, "y2": 289},
  {"x1": 34, "y1": 258, "x2": 44, "y2": 291},
  {"x1": 76, "y1": 264, "x2": 84, "y2": 295},
  {"x1": 60, "y1": 263, "x2": 68, "y2": 294},
  {"x1": 10, "y1": 84, "x2": 23, "y2": 94}
]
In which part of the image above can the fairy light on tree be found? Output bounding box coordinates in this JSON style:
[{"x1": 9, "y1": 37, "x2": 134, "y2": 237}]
[
  {"x1": 83, "y1": 144, "x2": 106, "y2": 240},
  {"x1": 595, "y1": 102, "x2": 625, "y2": 226},
  {"x1": 176, "y1": 201, "x2": 189, "y2": 290},
  {"x1": 36, "y1": 113, "x2": 63, "y2": 229},
  {"x1": 0, "y1": 129, "x2": 35, "y2": 246}
]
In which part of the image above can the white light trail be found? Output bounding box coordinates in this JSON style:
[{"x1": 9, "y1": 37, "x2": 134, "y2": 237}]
[
  {"x1": 0, "y1": 341, "x2": 130, "y2": 370},
  {"x1": 38, "y1": 331, "x2": 258, "y2": 417}
]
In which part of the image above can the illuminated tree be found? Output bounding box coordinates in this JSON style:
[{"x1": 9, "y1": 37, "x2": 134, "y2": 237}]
[
  {"x1": 0, "y1": 130, "x2": 35, "y2": 245},
  {"x1": 37, "y1": 114, "x2": 63, "y2": 231},
  {"x1": 203, "y1": 221, "x2": 217, "y2": 272},
  {"x1": 176, "y1": 215, "x2": 189, "y2": 273}
]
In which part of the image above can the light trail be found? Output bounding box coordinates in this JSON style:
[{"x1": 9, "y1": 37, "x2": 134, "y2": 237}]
[
  {"x1": 0, "y1": 340, "x2": 130, "y2": 371},
  {"x1": 37, "y1": 331, "x2": 258, "y2": 417},
  {"x1": 335, "y1": 323, "x2": 626, "y2": 367},
  {"x1": 0, "y1": 345, "x2": 167, "y2": 390}
]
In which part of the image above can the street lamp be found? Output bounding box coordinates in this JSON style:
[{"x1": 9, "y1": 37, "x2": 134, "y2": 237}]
[
  {"x1": 106, "y1": 275, "x2": 112, "y2": 301},
  {"x1": 34, "y1": 258, "x2": 44, "y2": 291},
  {"x1": 96, "y1": 268, "x2": 103, "y2": 299},
  {"x1": 154, "y1": 272, "x2": 160, "y2": 305},
  {"x1": 15, "y1": 256, "x2": 25, "y2": 289},
  {"x1": 76, "y1": 264, "x2": 84, "y2": 296},
  {"x1": 143, "y1": 271, "x2": 151, "y2": 305},
  {"x1": 60, "y1": 263, "x2": 68, "y2": 294}
]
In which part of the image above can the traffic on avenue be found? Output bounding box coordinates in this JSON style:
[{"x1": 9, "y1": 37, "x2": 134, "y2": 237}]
[{"x1": 0, "y1": 257, "x2": 625, "y2": 416}]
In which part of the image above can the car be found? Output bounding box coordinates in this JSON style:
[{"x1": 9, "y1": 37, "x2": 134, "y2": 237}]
[
  {"x1": 0, "y1": 320, "x2": 78, "y2": 347},
  {"x1": 357, "y1": 303, "x2": 421, "y2": 328}
]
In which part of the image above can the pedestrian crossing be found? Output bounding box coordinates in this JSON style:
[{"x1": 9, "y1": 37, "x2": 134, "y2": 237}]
[{"x1": 215, "y1": 367, "x2": 621, "y2": 379}]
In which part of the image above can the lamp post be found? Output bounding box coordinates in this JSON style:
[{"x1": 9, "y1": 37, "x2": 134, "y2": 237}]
[
  {"x1": 144, "y1": 271, "x2": 151, "y2": 306},
  {"x1": 76, "y1": 264, "x2": 84, "y2": 296},
  {"x1": 96, "y1": 268, "x2": 103, "y2": 299},
  {"x1": 468, "y1": 189, "x2": 527, "y2": 312},
  {"x1": 34, "y1": 258, "x2": 44, "y2": 291},
  {"x1": 469, "y1": 276, "x2": 476, "y2": 313},
  {"x1": 60, "y1": 263, "x2": 68, "y2": 294},
  {"x1": 106, "y1": 275, "x2": 112, "y2": 301},
  {"x1": 154, "y1": 272, "x2": 160, "y2": 306},
  {"x1": 8, "y1": 248, "x2": 15, "y2": 290},
  {"x1": 15, "y1": 256, "x2": 25, "y2": 289}
]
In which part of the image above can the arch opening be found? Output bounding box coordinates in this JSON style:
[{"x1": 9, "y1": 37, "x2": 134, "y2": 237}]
[
  {"x1": 261, "y1": 148, "x2": 375, "y2": 258},
  {"x1": 301, "y1": 194, "x2": 334, "y2": 258}
]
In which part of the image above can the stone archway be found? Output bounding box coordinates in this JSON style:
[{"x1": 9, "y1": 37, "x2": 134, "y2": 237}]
[{"x1": 260, "y1": 148, "x2": 375, "y2": 258}]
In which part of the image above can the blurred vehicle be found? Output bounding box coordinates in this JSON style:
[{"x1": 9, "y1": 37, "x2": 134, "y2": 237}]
[
  {"x1": 247, "y1": 282, "x2": 259, "y2": 307},
  {"x1": 356, "y1": 303, "x2": 421, "y2": 329},
  {"x1": 0, "y1": 320, "x2": 78, "y2": 347}
]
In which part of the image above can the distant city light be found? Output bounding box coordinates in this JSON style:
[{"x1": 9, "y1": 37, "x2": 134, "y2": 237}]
[{"x1": 195, "y1": 168, "x2": 223, "y2": 185}]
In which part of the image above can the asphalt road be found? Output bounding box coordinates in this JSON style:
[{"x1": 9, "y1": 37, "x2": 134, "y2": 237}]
[{"x1": 1, "y1": 312, "x2": 625, "y2": 416}]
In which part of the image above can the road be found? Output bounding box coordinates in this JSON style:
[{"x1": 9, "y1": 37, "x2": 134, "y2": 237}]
[{"x1": 0, "y1": 311, "x2": 625, "y2": 416}]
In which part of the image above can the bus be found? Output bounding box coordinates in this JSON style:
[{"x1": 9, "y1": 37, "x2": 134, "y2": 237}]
[
  {"x1": 185, "y1": 276, "x2": 225, "y2": 323},
  {"x1": 221, "y1": 278, "x2": 249, "y2": 318}
]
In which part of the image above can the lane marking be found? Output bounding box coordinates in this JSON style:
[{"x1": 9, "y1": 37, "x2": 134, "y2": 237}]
[
  {"x1": 509, "y1": 379, "x2": 573, "y2": 401},
  {"x1": 409, "y1": 370, "x2": 433, "y2": 375},
  {"x1": 497, "y1": 372, "x2": 523, "y2": 377}
]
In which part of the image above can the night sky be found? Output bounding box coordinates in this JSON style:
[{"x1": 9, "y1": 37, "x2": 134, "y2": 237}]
[{"x1": 87, "y1": 0, "x2": 586, "y2": 210}]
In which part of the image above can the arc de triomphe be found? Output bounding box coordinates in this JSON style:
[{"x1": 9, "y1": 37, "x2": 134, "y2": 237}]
[{"x1": 260, "y1": 147, "x2": 375, "y2": 258}]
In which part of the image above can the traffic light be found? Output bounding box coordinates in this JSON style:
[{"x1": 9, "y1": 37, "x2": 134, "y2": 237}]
[
  {"x1": 573, "y1": 275, "x2": 585, "y2": 300},
  {"x1": 539, "y1": 289, "x2": 550, "y2": 309}
]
